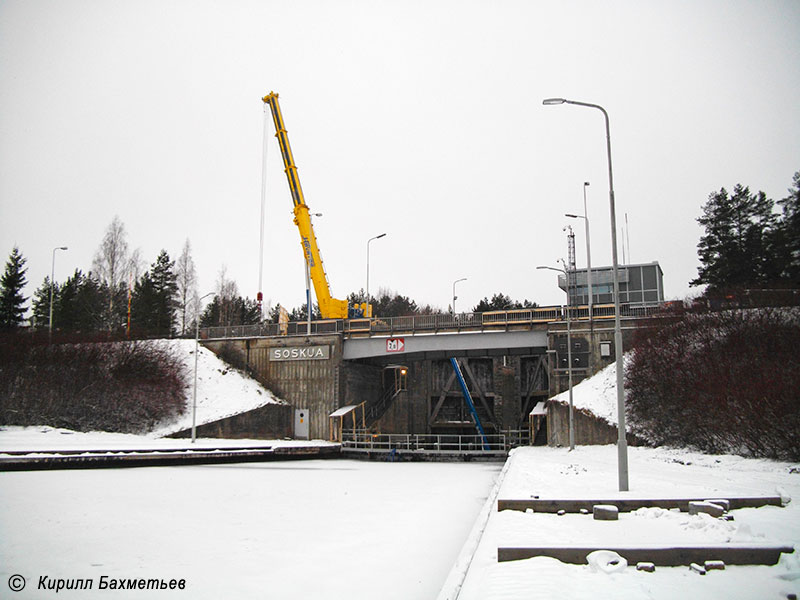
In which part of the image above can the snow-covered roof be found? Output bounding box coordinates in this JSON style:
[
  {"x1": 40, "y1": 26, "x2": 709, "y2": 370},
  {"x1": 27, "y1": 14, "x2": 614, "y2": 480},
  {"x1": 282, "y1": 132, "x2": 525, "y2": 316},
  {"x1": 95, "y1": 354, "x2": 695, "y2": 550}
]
[
  {"x1": 329, "y1": 405, "x2": 359, "y2": 418},
  {"x1": 529, "y1": 401, "x2": 547, "y2": 417}
]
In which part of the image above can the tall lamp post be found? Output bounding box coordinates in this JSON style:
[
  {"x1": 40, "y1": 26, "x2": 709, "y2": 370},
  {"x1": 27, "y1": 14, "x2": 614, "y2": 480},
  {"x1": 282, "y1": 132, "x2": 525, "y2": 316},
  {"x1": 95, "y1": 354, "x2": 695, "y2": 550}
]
[
  {"x1": 566, "y1": 181, "x2": 593, "y2": 327},
  {"x1": 537, "y1": 263, "x2": 575, "y2": 451},
  {"x1": 192, "y1": 292, "x2": 215, "y2": 443},
  {"x1": 452, "y1": 277, "x2": 467, "y2": 315},
  {"x1": 366, "y1": 233, "x2": 386, "y2": 317},
  {"x1": 543, "y1": 97, "x2": 629, "y2": 491},
  {"x1": 49, "y1": 246, "x2": 68, "y2": 342}
]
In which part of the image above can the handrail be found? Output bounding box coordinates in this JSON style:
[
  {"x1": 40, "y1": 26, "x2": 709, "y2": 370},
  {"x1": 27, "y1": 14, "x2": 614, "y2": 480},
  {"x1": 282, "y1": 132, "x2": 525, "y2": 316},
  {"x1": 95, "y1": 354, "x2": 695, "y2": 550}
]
[
  {"x1": 340, "y1": 430, "x2": 530, "y2": 453},
  {"x1": 199, "y1": 302, "x2": 664, "y2": 341}
]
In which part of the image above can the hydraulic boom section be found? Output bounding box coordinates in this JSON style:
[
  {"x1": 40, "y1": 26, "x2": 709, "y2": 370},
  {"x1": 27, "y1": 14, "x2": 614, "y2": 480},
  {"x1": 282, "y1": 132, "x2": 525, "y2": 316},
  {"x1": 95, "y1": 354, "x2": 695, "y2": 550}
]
[{"x1": 262, "y1": 92, "x2": 350, "y2": 319}]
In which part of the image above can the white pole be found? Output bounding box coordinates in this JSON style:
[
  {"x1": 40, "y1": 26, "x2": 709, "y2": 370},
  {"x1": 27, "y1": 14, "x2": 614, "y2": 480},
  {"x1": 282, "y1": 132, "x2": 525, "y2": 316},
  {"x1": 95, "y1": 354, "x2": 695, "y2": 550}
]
[
  {"x1": 49, "y1": 246, "x2": 67, "y2": 342},
  {"x1": 583, "y1": 182, "x2": 593, "y2": 325},
  {"x1": 192, "y1": 292, "x2": 215, "y2": 443},
  {"x1": 452, "y1": 277, "x2": 467, "y2": 315},
  {"x1": 366, "y1": 233, "x2": 386, "y2": 317},
  {"x1": 542, "y1": 97, "x2": 629, "y2": 491}
]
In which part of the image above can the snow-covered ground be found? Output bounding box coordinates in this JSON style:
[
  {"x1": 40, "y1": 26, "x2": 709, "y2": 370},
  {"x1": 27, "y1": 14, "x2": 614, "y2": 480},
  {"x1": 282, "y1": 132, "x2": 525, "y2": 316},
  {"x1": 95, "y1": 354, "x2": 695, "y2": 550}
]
[
  {"x1": 151, "y1": 339, "x2": 285, "y2": 437},
  {"x1": 1, "y1": 342, "x2": 797, "y2": 599},
  {"x1": 549, "y1": 356, "x2": 626, "y2": 426},
  {"x1": 453, "y1": 445, "x2": 799, "y2": 600}
]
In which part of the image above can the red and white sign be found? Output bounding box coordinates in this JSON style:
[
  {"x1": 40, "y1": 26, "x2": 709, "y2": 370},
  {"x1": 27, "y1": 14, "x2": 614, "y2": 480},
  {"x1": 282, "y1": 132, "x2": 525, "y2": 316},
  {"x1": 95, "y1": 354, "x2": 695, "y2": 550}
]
[{"x1": 386, "y1": 338, "x2": 405, "y2": 353}]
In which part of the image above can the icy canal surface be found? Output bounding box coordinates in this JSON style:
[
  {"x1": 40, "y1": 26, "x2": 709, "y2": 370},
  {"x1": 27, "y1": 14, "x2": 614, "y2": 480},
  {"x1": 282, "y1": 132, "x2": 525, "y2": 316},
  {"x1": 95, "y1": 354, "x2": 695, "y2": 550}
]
[{"x1": 0, "y1": 459, "x2": 501, "y2": 599}]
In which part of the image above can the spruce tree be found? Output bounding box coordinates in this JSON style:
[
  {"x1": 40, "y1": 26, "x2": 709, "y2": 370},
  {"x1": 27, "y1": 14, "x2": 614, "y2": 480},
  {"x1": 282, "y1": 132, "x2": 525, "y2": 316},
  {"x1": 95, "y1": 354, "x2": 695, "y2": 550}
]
[
  {"x1": 0, "y1": 246, "x2": 29, "y2": 331},
  {"x1": 131, "y1": 250, "x2": 177, "y2": 337},
  {"x1": 30, "y1": 277, "x2": 54, "y2": 330},
  {"x1": 57, "y1": 270, "x2": 105, "y2": 333}
]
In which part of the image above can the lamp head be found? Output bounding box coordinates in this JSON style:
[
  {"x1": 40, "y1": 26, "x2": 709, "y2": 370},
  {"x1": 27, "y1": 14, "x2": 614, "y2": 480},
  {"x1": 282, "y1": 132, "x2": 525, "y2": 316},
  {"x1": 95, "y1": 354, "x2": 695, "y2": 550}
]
[{"x1": 542, "y1": 98, "x2": 566, "y2": 106}]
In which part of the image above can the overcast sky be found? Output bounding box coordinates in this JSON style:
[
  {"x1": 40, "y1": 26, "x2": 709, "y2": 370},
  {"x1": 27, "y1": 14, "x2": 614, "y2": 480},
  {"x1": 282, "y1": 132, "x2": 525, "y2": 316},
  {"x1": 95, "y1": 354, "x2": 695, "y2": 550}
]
[{"x1": 2, "y1": 0, "x2": 799, "y2": 315}]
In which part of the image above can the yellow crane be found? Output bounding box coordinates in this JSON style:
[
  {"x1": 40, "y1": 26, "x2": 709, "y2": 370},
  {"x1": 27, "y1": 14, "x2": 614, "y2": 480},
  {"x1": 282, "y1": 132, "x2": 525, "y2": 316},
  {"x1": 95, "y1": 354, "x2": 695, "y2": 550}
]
[{"x1": 262, "y1": 92, "x2": 366, "y2": 320}]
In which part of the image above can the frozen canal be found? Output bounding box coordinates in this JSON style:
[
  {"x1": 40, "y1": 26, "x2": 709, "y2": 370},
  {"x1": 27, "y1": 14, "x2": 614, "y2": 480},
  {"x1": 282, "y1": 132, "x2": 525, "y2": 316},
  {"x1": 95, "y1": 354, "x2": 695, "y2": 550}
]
[{"x1": 1, "y1": 458, "x2": 502, "y2": 599}]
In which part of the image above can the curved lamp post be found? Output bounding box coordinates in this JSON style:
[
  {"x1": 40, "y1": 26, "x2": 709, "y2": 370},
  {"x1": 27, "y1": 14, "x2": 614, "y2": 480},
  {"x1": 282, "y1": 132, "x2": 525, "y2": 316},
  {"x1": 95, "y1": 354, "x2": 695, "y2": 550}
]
[
  {"x1": 366, "y1": 233, "x2": 386, "y2": 317},
  {"x1": 49, "y1": 246, "x2": 68, "y2": 342},
  {"x1": 566, "y1": 181, "x2": 593, "y2": 326},
  {"x1": 452, "y1": 277, "x2": 467, "y2": 315},
  {"x1": 537, "y1": 263, "x2": 575, "y2": 451},
  {"x1": 543, "y1": 97, "x2": 629, "y2": 491}
]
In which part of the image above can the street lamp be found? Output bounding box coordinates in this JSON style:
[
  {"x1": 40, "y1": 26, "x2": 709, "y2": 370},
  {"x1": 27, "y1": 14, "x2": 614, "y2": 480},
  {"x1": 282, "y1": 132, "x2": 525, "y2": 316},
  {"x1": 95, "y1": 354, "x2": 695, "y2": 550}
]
[
  {"x1": 565, "y1": 181, "x2": 593, "y2": 326},
  {"x1": 192, "y1": 292, "x2": 215, "y2": 443},
  {"x1": 543, "y1": 96, "x2": 629, "y2": 490},
  {"x1": 452, "y1": 277, "x2": 467, "y2": 315},
  {"x1": 537, "y1": 263, "x2": 575, "y2": 451},
  {"x1": 49, "y1": 246, "x2": 68, "y2": 342},
  {"x1": 366, "y1": 233, "x2": 386, "y2": 317}
]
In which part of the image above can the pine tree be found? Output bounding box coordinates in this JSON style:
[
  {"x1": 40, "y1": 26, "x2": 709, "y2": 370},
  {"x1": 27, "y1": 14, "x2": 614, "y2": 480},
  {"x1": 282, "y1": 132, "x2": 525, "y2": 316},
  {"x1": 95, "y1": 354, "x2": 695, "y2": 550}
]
[
  {"x1": 777, "y1": 171, "x2": 800, "y2": 284},
  {"x1": 473, "y1": 293, "x2": 535, "y2": 312},
  {"x1": 0, "y1": 246, "x2": 29, "y2": 331},
  {"x1": 692, "y1": 184, "x2": 780, "y2": 294}
]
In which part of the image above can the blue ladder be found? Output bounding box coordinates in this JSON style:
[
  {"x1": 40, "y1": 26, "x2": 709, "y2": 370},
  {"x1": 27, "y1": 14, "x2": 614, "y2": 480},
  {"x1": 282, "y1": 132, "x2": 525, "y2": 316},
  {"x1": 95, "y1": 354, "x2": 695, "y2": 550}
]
[{"x1": 450, "y1": 358, "x2": 491, "y2": 450}]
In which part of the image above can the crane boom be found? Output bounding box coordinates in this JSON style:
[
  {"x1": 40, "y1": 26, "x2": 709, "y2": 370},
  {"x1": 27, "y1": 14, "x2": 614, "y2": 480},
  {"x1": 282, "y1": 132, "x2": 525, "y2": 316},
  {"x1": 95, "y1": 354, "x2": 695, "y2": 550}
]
[{"x1": 262, "y1": 92, "x2": 350, "y2": 319}]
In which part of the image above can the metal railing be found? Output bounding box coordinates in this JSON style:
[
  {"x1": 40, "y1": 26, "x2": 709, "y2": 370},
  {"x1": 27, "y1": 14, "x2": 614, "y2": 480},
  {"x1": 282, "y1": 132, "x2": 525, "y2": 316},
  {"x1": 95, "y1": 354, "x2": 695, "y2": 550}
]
[
  {"x1": 199, "y1": 303, "x2": 664, "y2": 341},
  {"x1": 340, "y1": 429, "x2": 529, "y2": 454}
]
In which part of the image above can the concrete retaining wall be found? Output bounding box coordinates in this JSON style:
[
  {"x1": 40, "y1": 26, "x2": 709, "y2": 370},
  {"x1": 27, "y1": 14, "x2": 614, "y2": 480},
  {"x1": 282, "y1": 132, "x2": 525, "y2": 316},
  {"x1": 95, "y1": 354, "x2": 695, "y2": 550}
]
[
  {"x1": 547, "y1": 401, "x2": 641, "y2": 447},
  {"x1": 171, "y1": 402, "x2": 293, "y2": 440}
]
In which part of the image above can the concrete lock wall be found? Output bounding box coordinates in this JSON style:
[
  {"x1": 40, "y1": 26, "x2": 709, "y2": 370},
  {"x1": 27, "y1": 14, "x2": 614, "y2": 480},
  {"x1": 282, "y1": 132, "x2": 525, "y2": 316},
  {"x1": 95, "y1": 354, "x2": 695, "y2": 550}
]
[{"x1": 204, "y1": 335, "x2": 382, "y2": 440}]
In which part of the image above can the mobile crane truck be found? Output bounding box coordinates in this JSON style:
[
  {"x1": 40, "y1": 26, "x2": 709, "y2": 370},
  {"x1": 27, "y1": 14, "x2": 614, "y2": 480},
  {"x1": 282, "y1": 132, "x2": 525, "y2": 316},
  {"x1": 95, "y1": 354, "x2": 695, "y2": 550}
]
[{"x1": 262, "y1": 92, "x2": 368, "y2": 320}]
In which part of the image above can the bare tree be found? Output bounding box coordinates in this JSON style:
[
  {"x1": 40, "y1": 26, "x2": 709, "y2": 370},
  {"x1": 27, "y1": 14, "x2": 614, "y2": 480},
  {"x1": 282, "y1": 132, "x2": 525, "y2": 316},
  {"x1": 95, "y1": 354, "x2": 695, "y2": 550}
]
[
  {"x1": 175, "y1": 239, "x2": 198, "y2": 335},
  {"x1": 216, "y1": 265, "x2": 239, "y2": 326},
  {"x1": 92, "y1": 216, "x2": 130, "y2": 330}
]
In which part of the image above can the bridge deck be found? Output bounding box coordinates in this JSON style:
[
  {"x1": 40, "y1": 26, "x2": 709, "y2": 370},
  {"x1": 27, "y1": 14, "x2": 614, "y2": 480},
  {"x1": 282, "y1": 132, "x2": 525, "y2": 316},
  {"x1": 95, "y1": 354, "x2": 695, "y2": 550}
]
[{"x1": 200, "y1": 303, "x2": 662, "y2": 341}]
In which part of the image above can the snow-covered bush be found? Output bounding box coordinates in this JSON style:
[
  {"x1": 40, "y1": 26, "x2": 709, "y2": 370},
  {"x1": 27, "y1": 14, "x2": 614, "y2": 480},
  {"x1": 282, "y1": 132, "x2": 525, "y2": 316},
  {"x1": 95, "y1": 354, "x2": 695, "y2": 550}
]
[
  {"x1": 0, "y1": 335, "x2": 187, "y2": 433},
  {"x1": 626, "y1": 306, "x2": 800, "y2": 460}
]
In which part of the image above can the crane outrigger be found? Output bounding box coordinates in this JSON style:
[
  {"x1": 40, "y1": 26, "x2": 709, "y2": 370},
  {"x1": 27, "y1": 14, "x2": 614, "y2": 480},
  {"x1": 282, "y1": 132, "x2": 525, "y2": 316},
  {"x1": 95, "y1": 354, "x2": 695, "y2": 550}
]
[{"x1": 262, "y1": 92, "x2": 366, "y2": 320}]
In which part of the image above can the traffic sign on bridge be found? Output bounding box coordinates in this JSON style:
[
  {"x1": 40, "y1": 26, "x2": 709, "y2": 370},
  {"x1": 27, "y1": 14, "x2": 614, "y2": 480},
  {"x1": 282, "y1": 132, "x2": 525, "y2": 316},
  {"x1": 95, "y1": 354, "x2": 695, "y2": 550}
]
[{"x1": 386, "y1": 338, "x2": 405, "y2": 353}]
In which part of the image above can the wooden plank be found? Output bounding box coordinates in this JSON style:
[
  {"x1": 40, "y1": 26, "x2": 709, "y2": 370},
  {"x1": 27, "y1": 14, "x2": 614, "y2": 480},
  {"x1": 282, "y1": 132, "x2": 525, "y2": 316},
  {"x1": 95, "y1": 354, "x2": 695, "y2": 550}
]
[
  {"x1": 497, "y1": 543, "x2": 795, "y2": 566},
  {"x1": 498, "y1": 496, "x2": 784, "y2": 513}
]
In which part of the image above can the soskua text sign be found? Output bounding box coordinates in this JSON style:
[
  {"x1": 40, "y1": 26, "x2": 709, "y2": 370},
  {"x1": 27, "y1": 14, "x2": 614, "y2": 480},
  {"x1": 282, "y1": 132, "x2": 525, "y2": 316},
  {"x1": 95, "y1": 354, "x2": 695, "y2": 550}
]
[{"x1": 270, "y1": 346, "x2": 330, "y2": 361}]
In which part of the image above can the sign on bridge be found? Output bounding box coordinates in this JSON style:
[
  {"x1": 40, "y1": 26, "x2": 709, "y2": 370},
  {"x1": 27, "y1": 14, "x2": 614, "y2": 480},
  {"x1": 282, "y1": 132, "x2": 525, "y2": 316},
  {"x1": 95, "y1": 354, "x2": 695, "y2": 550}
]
[{"x1": 386, "y1": 338, "x2": 405, "y2": 353}]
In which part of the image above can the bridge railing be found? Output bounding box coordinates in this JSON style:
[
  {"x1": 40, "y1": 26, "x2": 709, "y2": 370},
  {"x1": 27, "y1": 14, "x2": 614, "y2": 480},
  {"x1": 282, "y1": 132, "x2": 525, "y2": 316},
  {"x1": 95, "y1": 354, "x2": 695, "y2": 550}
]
[
  {"x1": 340, "y1": 429, "x2": 530, "y2": 454},
  {"x1": 199, "y1": 302, "x2": 664, "y2": 340}
]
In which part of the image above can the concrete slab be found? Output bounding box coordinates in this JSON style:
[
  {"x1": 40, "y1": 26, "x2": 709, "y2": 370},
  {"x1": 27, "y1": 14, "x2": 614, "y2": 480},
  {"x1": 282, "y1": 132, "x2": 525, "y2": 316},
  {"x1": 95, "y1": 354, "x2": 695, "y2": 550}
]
[
  {"x1": 497, "y1": 496, "x2": 783, "y2": 513},
  {"x1": 497, "y1": 543, "x2": 795, "y2": 566}
]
